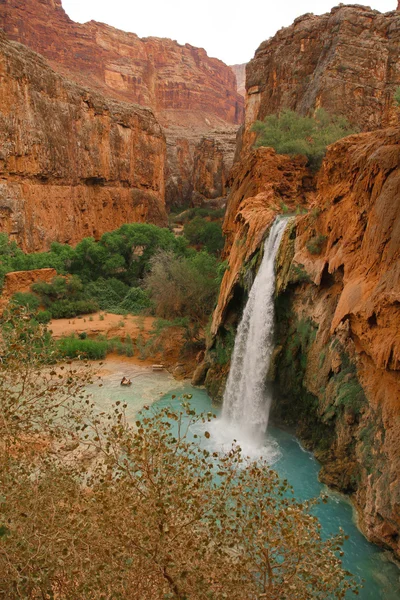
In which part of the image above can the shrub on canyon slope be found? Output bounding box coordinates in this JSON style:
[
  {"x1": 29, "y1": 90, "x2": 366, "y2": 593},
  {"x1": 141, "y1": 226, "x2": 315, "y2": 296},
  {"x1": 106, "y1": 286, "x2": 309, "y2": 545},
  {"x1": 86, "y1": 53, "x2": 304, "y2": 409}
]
[
  {"x1": 252, "y1": 108, "x2": 356, "y2": 169},
  {"x1": 0, "y1": 314, "x2": 358, "y2": 599}
]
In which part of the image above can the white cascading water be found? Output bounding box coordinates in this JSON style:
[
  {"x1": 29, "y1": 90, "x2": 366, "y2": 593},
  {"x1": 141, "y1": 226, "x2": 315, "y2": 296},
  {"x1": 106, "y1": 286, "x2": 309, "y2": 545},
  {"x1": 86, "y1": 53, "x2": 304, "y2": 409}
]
[{"x1": 210, "y1": 217, "x2": 288, "y2": 459}]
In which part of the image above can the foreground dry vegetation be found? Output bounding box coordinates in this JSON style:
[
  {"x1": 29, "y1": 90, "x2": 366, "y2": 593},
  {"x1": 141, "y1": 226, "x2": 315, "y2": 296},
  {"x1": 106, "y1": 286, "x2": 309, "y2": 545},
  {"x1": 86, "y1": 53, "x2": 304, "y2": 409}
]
[{"x1": 0, "y1": 310, "x2": 358, "y2": 599}]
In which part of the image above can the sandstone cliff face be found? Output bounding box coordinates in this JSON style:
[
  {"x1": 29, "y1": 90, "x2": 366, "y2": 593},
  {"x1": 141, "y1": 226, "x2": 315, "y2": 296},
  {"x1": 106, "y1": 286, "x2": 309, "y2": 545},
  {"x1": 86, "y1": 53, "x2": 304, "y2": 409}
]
[
  {"x1": 0, "y1": 0, "x2": 244, "y2": 124},
  {"x1": 206, "y1": 127, "x2": 400, "y2": 556},
  {"x1": 242, "y1": 5, "x2": 400, "y2": 152},
  {"x1": 230, "y1": 64, "x2": 246, "y2": 97},
  {"x1": 210, "y1": 148, "x2": 311, "y2": 338},
  {"x1": 0, "y1": 32, "x2": 167, "y2": 252},
  {"x1": 0, "y1": 0, "x2": 244, "y2": 207},
  {"x1": 273, "y1": 128, "x2": 400, "y2": 556},
  {"x1": 191, "y1": 139, "x2": 229, "y2": 204}
]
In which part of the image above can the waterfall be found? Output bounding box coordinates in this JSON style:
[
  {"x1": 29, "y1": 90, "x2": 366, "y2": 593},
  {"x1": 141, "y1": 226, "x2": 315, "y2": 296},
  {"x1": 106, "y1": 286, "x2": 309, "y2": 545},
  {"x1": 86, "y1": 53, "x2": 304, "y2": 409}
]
[{"x1": 219, "y1": 217, "x2": 288, "y2": 451}]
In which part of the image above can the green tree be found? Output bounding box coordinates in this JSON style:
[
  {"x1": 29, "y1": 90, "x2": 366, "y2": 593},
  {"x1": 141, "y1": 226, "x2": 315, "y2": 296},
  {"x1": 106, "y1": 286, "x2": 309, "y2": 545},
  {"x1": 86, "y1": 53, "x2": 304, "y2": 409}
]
[
  {"x1": 252, "y1": 109, "x2": 356, "y2": 169},
  {"x1": 184, "y1": 217, "x2": 225, "y2": 255}
]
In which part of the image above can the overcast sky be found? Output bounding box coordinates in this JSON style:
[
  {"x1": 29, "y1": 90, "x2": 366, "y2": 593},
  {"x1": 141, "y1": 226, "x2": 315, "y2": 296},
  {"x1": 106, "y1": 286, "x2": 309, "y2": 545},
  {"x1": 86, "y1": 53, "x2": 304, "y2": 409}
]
[{"x1": 61, "y1": 1, "x2": 396, "y2": 65}]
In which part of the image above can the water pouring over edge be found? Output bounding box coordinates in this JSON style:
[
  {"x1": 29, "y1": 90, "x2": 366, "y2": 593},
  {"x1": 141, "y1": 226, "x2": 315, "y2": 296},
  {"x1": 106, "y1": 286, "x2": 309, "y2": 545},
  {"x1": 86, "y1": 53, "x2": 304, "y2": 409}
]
[{"x1": 211, "y1": 217, "x2": 288, "y2": 459}]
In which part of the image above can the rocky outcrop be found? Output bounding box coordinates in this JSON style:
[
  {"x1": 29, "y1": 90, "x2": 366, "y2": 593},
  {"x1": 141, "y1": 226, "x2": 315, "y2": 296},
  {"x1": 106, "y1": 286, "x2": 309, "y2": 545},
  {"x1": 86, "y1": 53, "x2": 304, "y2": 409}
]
[
  {"x1": 273, "y1": 127, "x2": 400, "y2": 557},
  {"x1": 210, "y1": 148, "x2": 311, "y2": 337},
  {"x1": 242, "y1": 5, "x2": 400, "y2": 152},
  {"x1": 0, "y1": 268, "x2": 57, "y2": 313},
  {"x1": 191, "y1": 139, "x2": 229, "y2": 204},
  {"x1": 165, "y1": 127, "x2": 238, "y2": 207},
  {"x1": 230, "y1": 64, "x2": 246, "y2": 97},
  {"x1": 0, "y1": 32, "x2": 167, "y2": 252},
  {"x1": 0, "y1": 0, "x2": 244, "y2": 207},
  {"x1": 206, "y1": 126, "x2": 400, "y2": 556}
]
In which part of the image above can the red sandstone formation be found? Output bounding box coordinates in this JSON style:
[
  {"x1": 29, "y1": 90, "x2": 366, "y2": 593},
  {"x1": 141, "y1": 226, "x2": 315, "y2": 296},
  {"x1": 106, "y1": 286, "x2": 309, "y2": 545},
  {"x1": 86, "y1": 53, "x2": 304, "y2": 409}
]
[
  {"x1": 0, "y1": 32, "x2": 167, "y2": 252},
  {"x1": 286, "y1": 127, "x2": 400, "y2": 556},
  {"x1": 0, "y1": 0, "x2": 243, "y2": 125},
  {"x1": 209, "y1": 127, "x2": 400, "y2": 556},
  {"x1": 0, "y1": 0, "x2": 244, "y2": 207},
  {"x1": 230, "y1": 64, "x2": 246, "y2": 97},
  {"x1": 191, "y1": 139, "x2": 230, "y2": 204},
  {"x1": 242, "y1": 5, "x2": 400, "y2": 152},
  {"x1": 211, "y1": 148, "x2": 311, "y2": 336}
]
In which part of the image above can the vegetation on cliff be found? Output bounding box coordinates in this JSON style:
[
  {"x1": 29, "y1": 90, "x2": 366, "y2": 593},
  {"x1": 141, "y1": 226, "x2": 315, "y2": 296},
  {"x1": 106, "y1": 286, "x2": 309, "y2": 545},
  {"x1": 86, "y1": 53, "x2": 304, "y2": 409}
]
[
  {"x1": 252, "y1": 109, "x2": 355, "y2": 169},
  {"x1": 0, "y1": 313, "x2": 358, "y2": 599}
]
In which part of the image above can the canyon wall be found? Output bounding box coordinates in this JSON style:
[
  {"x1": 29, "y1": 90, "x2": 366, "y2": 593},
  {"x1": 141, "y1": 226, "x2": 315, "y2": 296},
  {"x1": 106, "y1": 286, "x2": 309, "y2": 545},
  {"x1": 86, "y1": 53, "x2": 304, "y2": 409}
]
[
  {"x1": 0, "y1": 31, "x2": 167, "y2": 252},
  {"x1": 0, "y1": 0, "x2": 244, "y2": 207},
  {"x1": 230, "y1": 64, "x2": 246, "y2": 97},
  {"x1": 204, "y1": 127, "x2": 400, "y2": 557},
  {"x1": 242, "y1": 5, "x2": 400, "y2": 152}
]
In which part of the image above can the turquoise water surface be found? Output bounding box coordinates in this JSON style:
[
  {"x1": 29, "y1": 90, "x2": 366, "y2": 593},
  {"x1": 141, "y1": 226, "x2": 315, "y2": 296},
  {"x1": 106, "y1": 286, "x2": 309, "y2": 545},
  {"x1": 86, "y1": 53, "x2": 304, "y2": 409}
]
[
  {"x1": 89, "y1": 369, "x2": 400, "y2": 599},
  {"x1": 154, "y1": 385, "x2": 400, "y2": 600}
]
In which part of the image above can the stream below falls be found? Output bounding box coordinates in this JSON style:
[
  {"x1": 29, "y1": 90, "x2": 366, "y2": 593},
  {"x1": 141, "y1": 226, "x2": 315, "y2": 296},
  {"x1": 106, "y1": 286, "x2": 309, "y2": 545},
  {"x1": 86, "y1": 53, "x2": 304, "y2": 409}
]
[{"x1": 88, "y1": 366, "x2": 400, "y2": 600}]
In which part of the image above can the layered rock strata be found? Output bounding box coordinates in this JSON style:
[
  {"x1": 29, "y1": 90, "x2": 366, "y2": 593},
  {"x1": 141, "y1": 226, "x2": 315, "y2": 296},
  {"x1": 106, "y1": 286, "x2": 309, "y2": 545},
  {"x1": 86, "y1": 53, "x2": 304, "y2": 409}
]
[
  {"x1": 0, "y1": 0, "x2": 244, "y2": 206},
  {"x1": 205, "y1": 127, "x2": 400, "y2": 557},
  {"x1": 0, "y1": 32, "x2": 167, "y2": 252},
  {"x1": 242, "y1": 5, "x2": 400, "y2": 152}
]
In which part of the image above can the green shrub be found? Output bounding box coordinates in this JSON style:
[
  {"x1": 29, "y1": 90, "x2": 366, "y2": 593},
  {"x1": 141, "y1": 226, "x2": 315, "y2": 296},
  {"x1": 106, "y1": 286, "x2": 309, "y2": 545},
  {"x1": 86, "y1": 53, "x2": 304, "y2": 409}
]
[
  {"x1": 119, "y1": 287, "x2": 152, "y2": 313},
  {"x1": 11, "y1": 292, "x2": 40, "y2": 312},
  {"x1": 57, "y1": 336, "x2": 108, "y2": 360},
  {"x1": 36, "y1": 310, "x2": 52, "y2": 324},
  {"x1": 394, "y1": 86, "x2": 400, "y2": 107},
  {"x1": 252, "y1": 108, "x2": 356, "y2": 170},
  {"x1": 184, "y1": 218, "x2": 224, "y2": 255},
  {"x1": 48, "y1": 299, "x2": 99, "y2": 319},
  {"x1": 306, "y1": 234, "x2": 327, "y2": 255},
  {"x1": 84, "y1": 278, "x2": 130, "y2": 312}
]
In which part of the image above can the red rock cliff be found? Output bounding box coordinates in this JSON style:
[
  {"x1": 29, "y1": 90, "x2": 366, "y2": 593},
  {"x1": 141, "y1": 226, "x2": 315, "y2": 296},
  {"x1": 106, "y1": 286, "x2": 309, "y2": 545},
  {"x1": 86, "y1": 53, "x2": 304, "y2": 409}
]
[
  {"x1": 0, "y1": 0, "x2": 244, "y2": 206},
  {"x1": 243, "y1": 5, "x2": 400, "y2": 151},
  {"x1": 277, "y1": 127, "x2": 400, "y2": 556},
  {"x1": 210, "y1": 148, "x2": 311, "y2": 337},
  {"x1": 0, "y1": 32, "x2": 167, "y2": 252},
  {"x1": 207, "y1": 127, "x2": 400, "y2": 556},
  {"x1": 0, "y1": 0, "x2": 243, "y2": 124}
]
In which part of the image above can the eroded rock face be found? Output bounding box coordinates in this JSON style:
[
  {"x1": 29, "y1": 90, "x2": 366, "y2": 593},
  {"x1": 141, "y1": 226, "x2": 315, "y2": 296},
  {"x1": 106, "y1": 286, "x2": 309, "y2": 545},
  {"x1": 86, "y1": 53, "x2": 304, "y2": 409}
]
[
  {"x1": 210, "y1": 148, "x2": 311, "y2": 338},
  {"x1": 242, "y1": 5, "x2": 400, "y2": 152},
  {"x1": 230, "y1": 64, "x2": 246, "y2": 97},
  {"x1": 273, "y1": 127, "x2": 400, "y2": 556},
  {"x1": 0, "y1": 32, "x2": 167, "y2": 252},
  {"x1": 0, "y1": 0, "x2": 244, "y2": 206},
  {"x1": 192, "y1": 139, "x2": 229, "y2": 204},
  {"x1": 0, "y1": 0, "x2": 243, "y2": 124},
  {"x1": 207, "y1": 127, "x2": 400, "y2": 556}
]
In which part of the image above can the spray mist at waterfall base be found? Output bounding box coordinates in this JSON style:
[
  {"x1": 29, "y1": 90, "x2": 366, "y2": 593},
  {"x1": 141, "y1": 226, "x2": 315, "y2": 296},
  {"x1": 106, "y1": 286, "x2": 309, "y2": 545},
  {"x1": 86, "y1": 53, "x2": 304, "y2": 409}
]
[
  {"x1": 211, "y1": 218, "x2": 288, "y2": 463},
  {"x1": 206, "y1": 416, "x2": 282, "y2": 464}
]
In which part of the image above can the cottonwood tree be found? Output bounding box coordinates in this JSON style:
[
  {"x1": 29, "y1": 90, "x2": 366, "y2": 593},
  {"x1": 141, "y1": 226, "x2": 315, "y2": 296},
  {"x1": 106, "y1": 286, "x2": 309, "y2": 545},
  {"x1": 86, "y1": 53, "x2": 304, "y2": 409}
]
[{"x1": 0, "y1": 314, "x2": 359, "y2": 599}]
